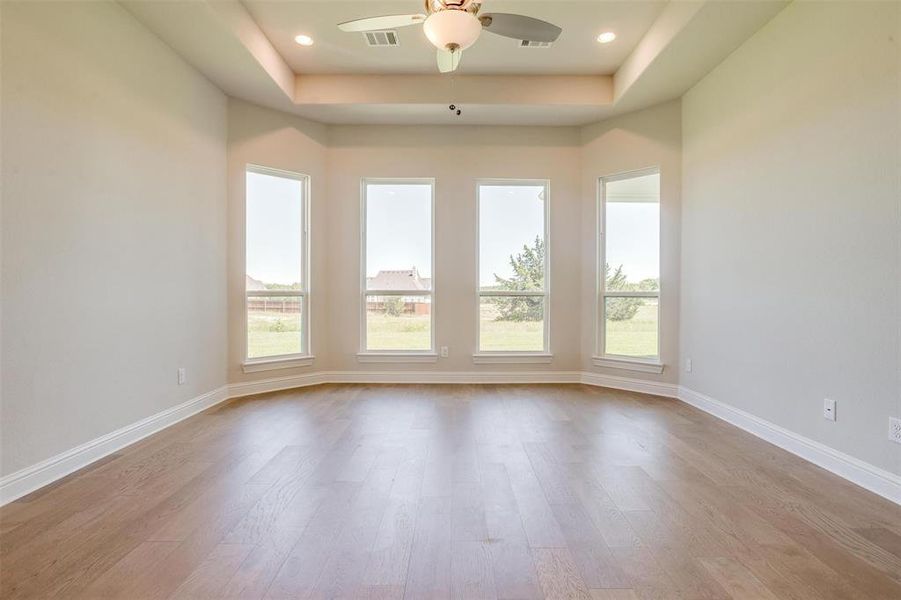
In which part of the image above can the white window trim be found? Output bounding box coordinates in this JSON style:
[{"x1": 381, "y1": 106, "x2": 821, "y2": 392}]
[
  {"x1": 356, "y1": 352, "x2": 438, "y2": 364},
  {"x1": 243, "y1": 355, "x2": 315, "y2": 373},
  {"x1": 591, "y1": 356, "x2": 663, "y2": 374},
  {"x1": 359, "y1": 178, "x2": 436, "y2": 356},
  {"x1": 474, "y1": 179, "x2": 551, "y2": 359},
  {"x1": 243, "y1": 165, "x2": 313, "y2": 369},
  {"x1": 596, "y1": 166, "x2": 662, "y2": 371},
  {"x1": 472, "y1": 353, "x2": 553, "y2": 364}
]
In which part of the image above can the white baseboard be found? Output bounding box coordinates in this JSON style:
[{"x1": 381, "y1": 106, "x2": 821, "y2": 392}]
[
  {"x1": 24, "y1": 374, "x2": 895, "y2": 509},
  {"x1": 228, "y1": 370, "x2": 677, "y2": 398},
  {"x1": 678, "y1": 386, "x2": 901, "y2": 506},
  {"x1": 328, "y1": 370, "x2": 585, "y2": 385},
  {"x1": 228, "y1": 370, "x2": 588, "y2": 398},
  {"x1": 6, "y1": 370, "x2": 644, "y2": 505},
  {"x1": 0, "y1": 385, "x2": 230, "y2": 506},
  {"x1": 228, "y1": 372, "x2": 329, "y2": 398},
  {"x1": 581, "y1": 372, "x2": 678, "y2": 398}
]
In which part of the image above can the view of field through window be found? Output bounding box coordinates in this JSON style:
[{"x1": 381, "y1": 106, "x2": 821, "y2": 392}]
[
  {"x1": 245, "y1": 169, "x2": 306, "y2": 359},
  {"x1": 479, "y1": 183, "x2": 547, "y2": 352},
  {"x1": 602, "y1": 171, "x2": 660, "y2": 358},
  {"x1": 364, "y1": 182, "x2": 433, "y2": 351},
  {"x1": 245, "y1": 172, "x2": 661, "y2": 359}
]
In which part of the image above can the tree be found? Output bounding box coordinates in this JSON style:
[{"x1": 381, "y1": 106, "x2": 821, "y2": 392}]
[
  {"x1": 604, "y1": 263, "x2": 644, "y2": 321},
  {"x1": 384, "y1": 296, "x2": 405, "y2": 317},
  {"x1": 493, "y1": 236, "x2": 545, "y2": 321}
]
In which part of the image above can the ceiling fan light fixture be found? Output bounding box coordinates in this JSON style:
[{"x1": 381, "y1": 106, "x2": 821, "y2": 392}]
[
  {"x1": 596, "y1": 31, "x2": 616, "y2": 44},
  {"x1": 423, "y1": 9, "x2": 481, "y2": 51}
]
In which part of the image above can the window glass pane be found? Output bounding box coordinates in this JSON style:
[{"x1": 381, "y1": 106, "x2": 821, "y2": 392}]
[
  {"x1": 366, "y1": 295, "x2": 431, "y2": 350},
  {"x1": 479, "y1": 184, "x2": 546, "y2": 291},
  {"x1": 247, "y1": 295, "x2": 303, "y2": 358},
  {"x1": 366, "y1": 183, "x2": 432, "y2": 291},
  {"x1": 604, "y1": 173, "x2": 659, "y2": 292},
  {"x1": 479, "y1": 296, "x2": 544, "y2": 352},
  {"x1": 604, "y1": 296, "x2": 658, "y2": 358},
  {"x1": 246, "y1": 170, "x2": 303, "y2": 290}
]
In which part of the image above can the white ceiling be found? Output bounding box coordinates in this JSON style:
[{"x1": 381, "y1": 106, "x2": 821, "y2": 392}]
[
  {"x1": 123, "y1": 0, "x2": 789, "y2": 126},
  {"x1": 242, "y1": 0, "x2": 667, "y2": 75}
]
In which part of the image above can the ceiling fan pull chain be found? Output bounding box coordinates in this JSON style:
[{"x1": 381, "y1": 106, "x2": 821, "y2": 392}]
[{"x1": 448, "y1": 70, "x2": 462, "y2": 116}]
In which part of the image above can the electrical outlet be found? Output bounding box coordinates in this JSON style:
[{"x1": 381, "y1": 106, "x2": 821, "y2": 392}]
[
  {"x1": 685, "y1": 358, "x2": 692, "y2": 373},
  {"x1": 440, "y1": 346, "x2": 449, "y2": 358},
  {"x1": 177, "y1": 368, "x2": 186, "y2": 385},
  {"x1": 823, "y1": 398, "x2": 836, "y2": 421},
  {"x1": 889, "y1": 417, "x2": 901, "y2": 444}
]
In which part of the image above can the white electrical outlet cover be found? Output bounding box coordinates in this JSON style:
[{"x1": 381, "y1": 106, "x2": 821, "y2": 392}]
[
  {"x1": 889, "y1": 417, "x2": 901, "y2": 444},
  {"x1": 823, "y1": 398, "x2": 836, "y2": 421}
]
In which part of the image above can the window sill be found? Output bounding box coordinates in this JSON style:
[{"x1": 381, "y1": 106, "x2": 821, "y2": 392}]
[
  {"x1": 591, "y1": 356, "x2": 664, "y2": 374},
  {"x1": 357, "y1": 353, "x2": 438, "y2": 364},
  {"x1": 242, "y1": 355, "x2": 315, "y2": 373},
  {"x1": 472, "y1": 353, "x2": 553, "y2": 364}
]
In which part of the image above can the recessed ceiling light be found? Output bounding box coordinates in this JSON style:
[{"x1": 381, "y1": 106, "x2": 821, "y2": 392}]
[
  {"x1": 596, "y1": 32, "x2": 616, "y2": 44},
  {"x1": 294, "y1": 34, "x2": 314, "y2": 46}
]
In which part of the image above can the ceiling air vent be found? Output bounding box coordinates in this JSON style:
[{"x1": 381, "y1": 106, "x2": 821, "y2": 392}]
[
  {"x1": 364, "y1": 30, "x2": 399, "y2": 47},
  {"x1": 520, "y1": 39, "x2": 552, "y2": 48}
]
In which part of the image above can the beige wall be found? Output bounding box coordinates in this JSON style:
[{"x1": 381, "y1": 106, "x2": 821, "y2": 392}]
[
  {"x1": 4, "y1": 0, "x2": 897, "y2": 493},
  {"x1": 1, "y1": 2, "x2": 227, "y2": 475},
  {"x1": 681, "y1": 1, "x2": 901, "y2": 474},
  {"x1": 580, "y1": 100, "x2": 682, "y2": 383},
  {"x1": 226, "y1": 108, "x2": 584, "y2": 375},
  {"x1": 326, "y1": 125, "x2": 582, "y2": 372},
  {"x1": 226, "y1": 99, "x2": 328, "y2": 383},
  {"x1": 225, "y1": 102, "x2": 684, "y2": 378}
]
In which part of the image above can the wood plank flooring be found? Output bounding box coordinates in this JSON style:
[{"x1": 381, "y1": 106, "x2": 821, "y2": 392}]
[{"x1": 1, "y1": 383, "x2": 899, "y2": 599}]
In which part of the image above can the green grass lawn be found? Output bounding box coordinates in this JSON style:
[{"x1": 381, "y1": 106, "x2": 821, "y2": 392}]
[
  {"x1": 366, "y1": 313, "x2": 431, "y2": 350},
  {"x1": 605, "y1": 303, "x2": 658, "y2": 358},
  {"x1": 247, "y1": 310, "x2": 302, "y2": 358},
  {"x1": 364, "y1": 311, "x2": 545, "y2": 352},
  {"x1": 249, "y1": 302, "x2": 658, "y2": 358},
  {"x1": 478, "y1": 302, "x2": 543, "y2": 351}
]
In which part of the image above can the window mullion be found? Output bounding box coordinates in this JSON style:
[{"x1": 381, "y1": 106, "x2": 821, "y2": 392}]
[
  {"x1": 478, "y1": 290, "x2": 545, "y2": 297},
  {"x1": 247, "y1": 290, "x2": 305, "y2": 298},
  {"x1": 365, "y1": 290, "x2": 432, "y2": 297}
]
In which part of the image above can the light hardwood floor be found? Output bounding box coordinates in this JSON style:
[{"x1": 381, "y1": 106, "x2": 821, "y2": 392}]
[{"x1": 1, "y1": 384, "x2": 900, "y2": 599}]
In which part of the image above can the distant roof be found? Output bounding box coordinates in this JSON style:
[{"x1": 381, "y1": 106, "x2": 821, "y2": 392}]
[
  {"x1": 366, "y1": 267, "x2": 431, "y2": 291},
  {"x1": 246, "y1": 275, "x2": 266, "y2": 290}
]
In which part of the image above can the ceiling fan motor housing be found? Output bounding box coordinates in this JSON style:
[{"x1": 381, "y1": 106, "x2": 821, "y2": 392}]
[
  {"x1": 423, "y1": 8, "x2": 482, "y2": 51},
  {"x1": 428, "y1": 0, "x2": 478, "y2": 13}
]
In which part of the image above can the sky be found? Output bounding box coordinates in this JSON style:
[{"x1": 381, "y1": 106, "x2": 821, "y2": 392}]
[
  {"x1": 478, "y1": 185, "x2": 545, "y2": 287},
  {"x1": 604, "y1": 173, "x2": 660, "y2": 283},
  {"x1": 366, "y1": 183, "x2": 432, "y2": 281},
  {"x1": 246, "y1": 171, "x2": 303, "y2": 286},
  {"x1": 245, "y1": 173, "x2": 659, "y2": 289},
  {"x1": 366, "y1": 183, "x2": 548, "y2": 288}
]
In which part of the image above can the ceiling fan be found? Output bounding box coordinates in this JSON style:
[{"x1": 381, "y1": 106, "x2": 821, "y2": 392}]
[{"x1": 338, "y1": 0, "x2": 562, "y2": 73}]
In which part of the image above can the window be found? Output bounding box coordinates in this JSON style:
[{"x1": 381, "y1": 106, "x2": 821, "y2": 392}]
[
  {"x1": 598, "y1": 168, "x2": 660, "y2": 364},
  {"x1": 245, "y1": 166, "x2": 309, "y2": 363},
  {"x1": 477, "y1": 180, "x2": 549, "y2": 354},
  {"x1": 361, "y1": 179, "x2": 434, "y2": 354}
]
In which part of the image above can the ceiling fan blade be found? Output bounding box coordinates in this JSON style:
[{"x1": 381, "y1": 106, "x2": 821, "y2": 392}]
[
  {"x1": 437, "y1": 48, "x2": 462, "y2": 73},
  {"x1": 479, "y1": 13, "x2": 562, "y2": 42},
  {"x1": 338, "y1": 14, "x2": 426, "y2": 32}
]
